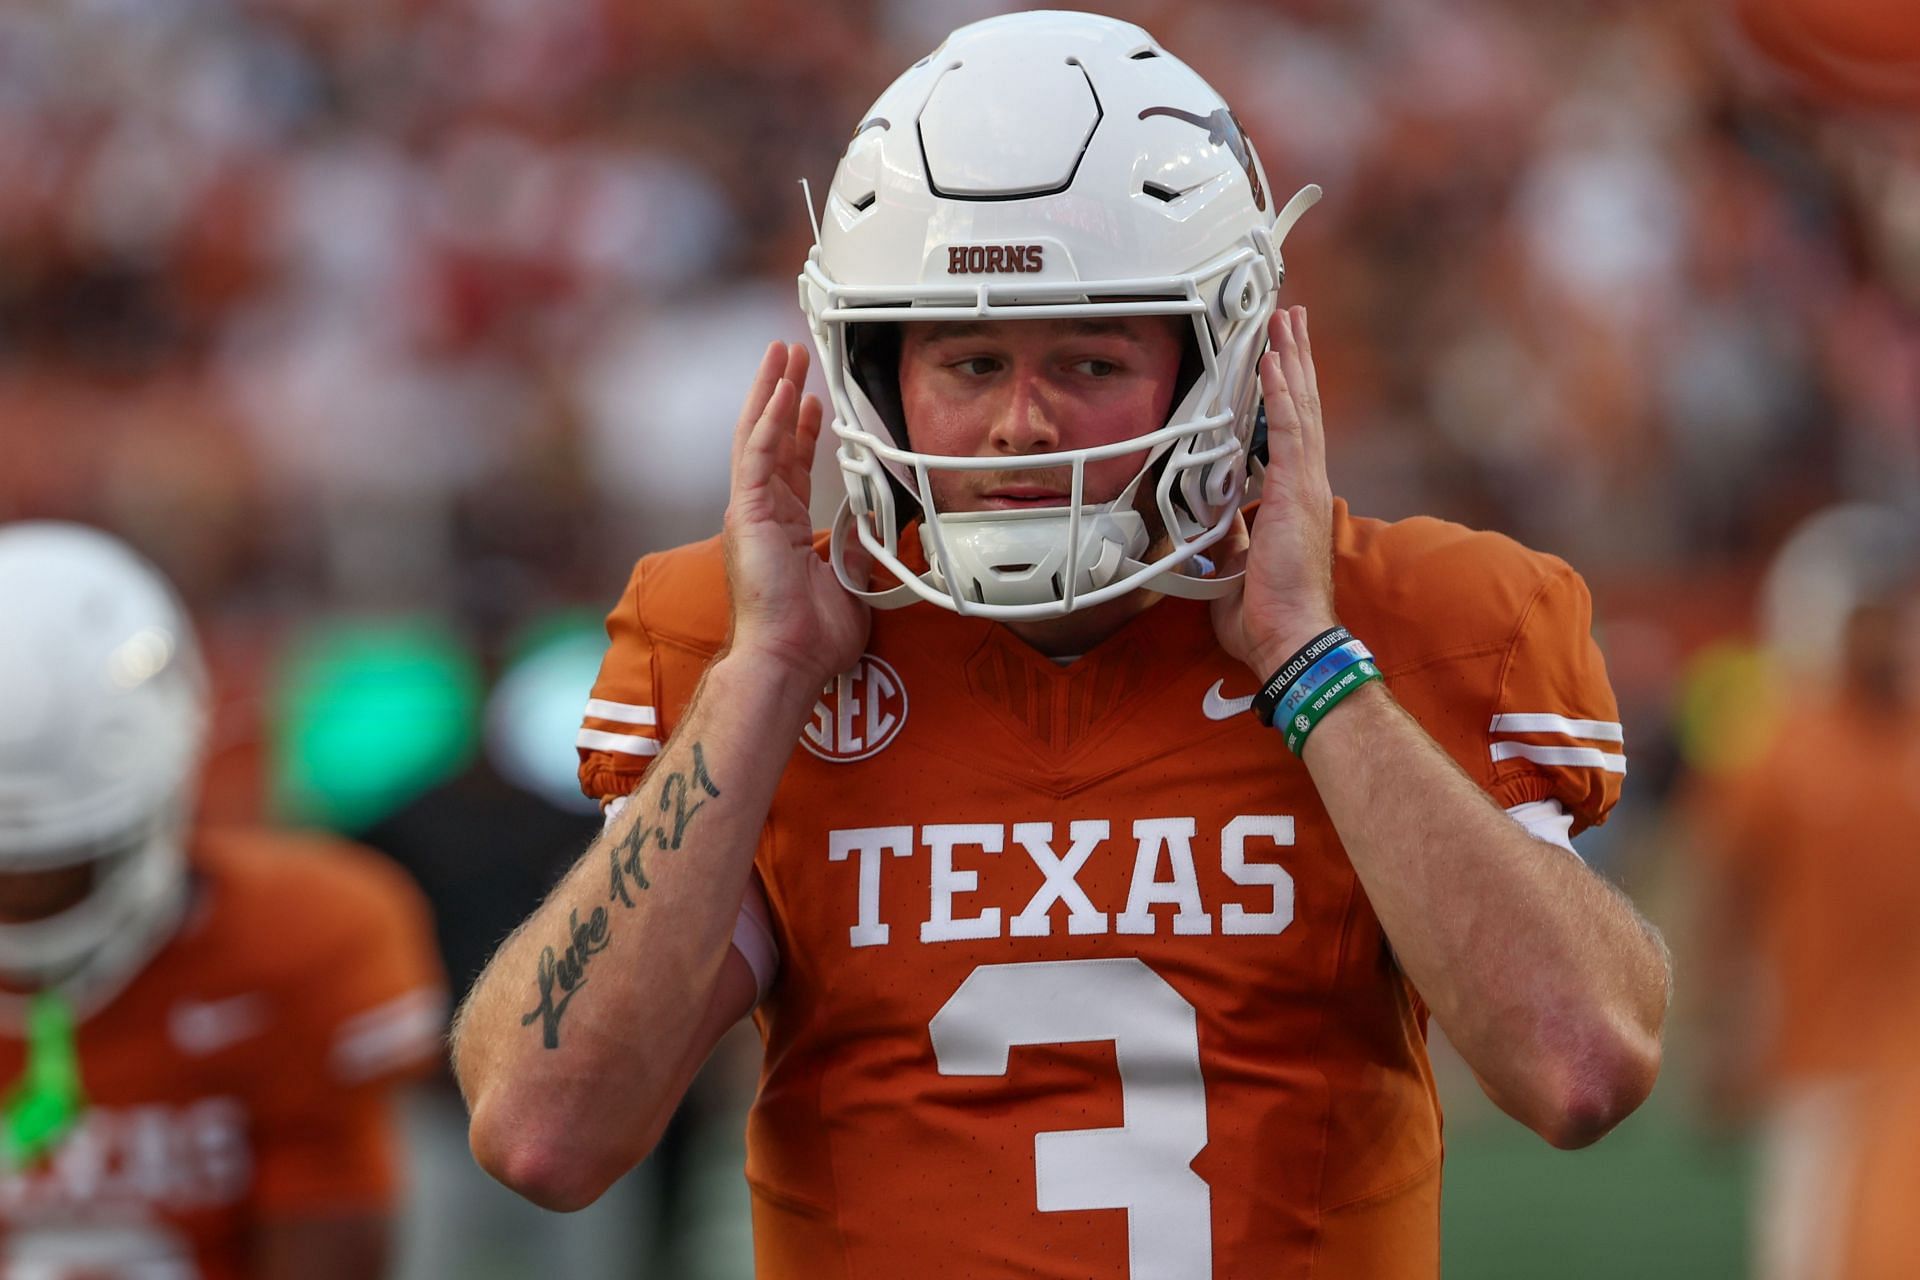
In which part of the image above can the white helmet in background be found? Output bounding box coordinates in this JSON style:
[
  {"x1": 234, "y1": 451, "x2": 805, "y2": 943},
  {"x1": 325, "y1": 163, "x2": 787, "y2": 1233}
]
[
  {"x1": 801, "y1": 9, "x2": 1320, "y2": 619},
  {"x1": 1762, "y1": 503, "x2": 1920, "y2": 680},
  {"x1": 0, "y1": 523, "x2": 204, "y2": 1005}
]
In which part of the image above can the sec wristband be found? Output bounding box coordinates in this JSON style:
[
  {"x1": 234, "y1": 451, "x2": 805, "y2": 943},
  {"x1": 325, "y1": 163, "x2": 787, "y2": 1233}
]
[{"x1": 1281, "y1": 657, "x2": 1384, "y2": 755}]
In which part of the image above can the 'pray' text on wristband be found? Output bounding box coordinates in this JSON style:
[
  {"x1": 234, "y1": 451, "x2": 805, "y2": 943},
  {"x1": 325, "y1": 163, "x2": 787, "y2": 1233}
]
[{"x1": 1251, "y1": 626, "x2": 1351, "y2": 726}]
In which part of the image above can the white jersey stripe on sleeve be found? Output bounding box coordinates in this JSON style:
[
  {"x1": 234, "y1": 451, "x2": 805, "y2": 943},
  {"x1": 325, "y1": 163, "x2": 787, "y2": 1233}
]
[
  {"x1": 331, "y1": 987, "x2": 447, "y2": 1084},
  {"x1": 577, "y1": 727, "x2": 662, "y2": 757},
  {"x1": 585, "y1": 698, "x2": 658, "y2": 727},
  {"x1": 1488, "y1": 713, "x2": 1624, "y2": 742},
  {"x1": 1490, "y1": 741, "x2": 1626, "y2": 774}
]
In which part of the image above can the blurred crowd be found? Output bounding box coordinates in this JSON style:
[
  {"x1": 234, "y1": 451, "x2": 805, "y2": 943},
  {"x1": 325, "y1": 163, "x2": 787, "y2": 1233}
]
[
  {"x1": 3, "y1": 0, "x2": 1913, "y2": 613},
  {"x1": 0, "y1": 0, "x2": 1916, "y2": 1274}
]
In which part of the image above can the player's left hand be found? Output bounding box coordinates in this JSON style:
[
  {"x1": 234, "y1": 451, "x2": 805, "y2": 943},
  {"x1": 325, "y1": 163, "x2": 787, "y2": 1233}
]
[{"x1": 1210, "y1": 305, "x2": 1339, "y2": 678}]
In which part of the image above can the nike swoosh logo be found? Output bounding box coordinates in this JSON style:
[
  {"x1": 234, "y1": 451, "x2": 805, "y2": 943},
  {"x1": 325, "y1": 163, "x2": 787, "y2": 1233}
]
[{"x1": 1202, "y1": 679, "x2": 1255, "y2": 721}]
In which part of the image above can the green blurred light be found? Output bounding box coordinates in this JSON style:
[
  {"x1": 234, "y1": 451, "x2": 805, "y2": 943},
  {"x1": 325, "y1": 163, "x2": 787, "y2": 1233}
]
[{"x1": 272, "y1": 618, "x2": 483, "y2": 833}]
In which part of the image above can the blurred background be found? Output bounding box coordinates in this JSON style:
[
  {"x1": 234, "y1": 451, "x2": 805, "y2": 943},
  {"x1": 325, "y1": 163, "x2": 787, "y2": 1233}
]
[{"x1": 1, "y1": 0, "x2": 1916, "y2": 1274}]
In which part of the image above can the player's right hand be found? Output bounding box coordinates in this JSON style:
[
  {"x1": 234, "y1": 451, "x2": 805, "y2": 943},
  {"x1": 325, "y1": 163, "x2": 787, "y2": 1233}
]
[{"x1": 722, "y1": 340, "x2": 871, "y2": 688}]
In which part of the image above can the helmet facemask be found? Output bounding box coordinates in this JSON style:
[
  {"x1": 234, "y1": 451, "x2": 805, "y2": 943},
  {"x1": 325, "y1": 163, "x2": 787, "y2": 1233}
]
[
  {"x1": 808, "y1": 240, "x2": 1301, "y2": 620},
  {"x1": 0, "y1": 813, "x2": 191, "y2": 1001}
]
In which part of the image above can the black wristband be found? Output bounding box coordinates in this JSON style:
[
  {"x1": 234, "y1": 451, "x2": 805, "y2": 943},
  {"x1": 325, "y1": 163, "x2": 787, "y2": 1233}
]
[{"x1": 1250, "y1": 626, "x2": 1351, "y2": 726}]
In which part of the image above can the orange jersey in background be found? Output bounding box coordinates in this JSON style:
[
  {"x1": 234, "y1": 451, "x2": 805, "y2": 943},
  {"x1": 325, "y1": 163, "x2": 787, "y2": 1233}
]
[
  {"x1": 1691, "y1": 702, "x2": 1920, "y2": 1086},
  {"x1": 1840, "y1": 1040, "x2": 1920, "y2": 1278},
  {"x1": 580, "y1": 502, "x2": 1624, "y2": 1280},
  {"x1": 0, "y1": 829, "x2": 446, "y2": 1279}
]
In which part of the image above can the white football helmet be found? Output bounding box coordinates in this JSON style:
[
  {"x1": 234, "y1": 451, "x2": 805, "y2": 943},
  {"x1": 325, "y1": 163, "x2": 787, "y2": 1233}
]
[
  {"x1": 0, "y1": 523, "x2": 203, "y2": 1007},
  {"x1": 801, "y1": 10, "x2": 1320, "y2": 619},
  {"x1": 1762, "y1": 503, "x2": 1920, "y2": 680}
]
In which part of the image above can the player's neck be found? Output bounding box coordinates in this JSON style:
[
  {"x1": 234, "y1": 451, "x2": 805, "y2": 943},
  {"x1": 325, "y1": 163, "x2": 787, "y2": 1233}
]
[{"x1": 1000, "y1": 588, "x2": 1161, "y2": 662}]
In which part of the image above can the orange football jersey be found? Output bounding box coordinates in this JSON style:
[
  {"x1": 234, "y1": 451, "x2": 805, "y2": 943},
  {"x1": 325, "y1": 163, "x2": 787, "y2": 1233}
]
[
  {"x1": 580, "y1": 501, "x2": 1624, "y2": 1280},
  {"x1": 0, "y1": 828, "x2": 446, "y2": 1278},
  {"x1": 1690, "y1": 701, "x2": 1920, "y2": 1086},
  {"x1": 1839, "y1": 1047, "x2": 1920, "y2": 1278}
]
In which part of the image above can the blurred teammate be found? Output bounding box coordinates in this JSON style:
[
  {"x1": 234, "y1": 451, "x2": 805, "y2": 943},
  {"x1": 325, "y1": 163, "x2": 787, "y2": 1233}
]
[
  {"x1": 0, "y1": 523, "x2": 446, "y2": 1278},
  {"x1": 454, "y1": 12, "x2": 1669, "y2": 1277},
  {"x1": 1688, "y1": 505, "x2": 1920, "y2": 1280}
]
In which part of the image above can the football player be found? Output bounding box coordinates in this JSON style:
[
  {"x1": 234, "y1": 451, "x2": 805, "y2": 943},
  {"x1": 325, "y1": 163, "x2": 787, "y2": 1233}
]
[
  {"x1": 455, "y1": 13, "x2": 1669, "y2": 1277},
  {"x1": 0, "y1": 522, "x2": 446, "y2": 1278},
  {"x1": 1688, "y1": 505, "x2": 1920, "y2": 1280}
]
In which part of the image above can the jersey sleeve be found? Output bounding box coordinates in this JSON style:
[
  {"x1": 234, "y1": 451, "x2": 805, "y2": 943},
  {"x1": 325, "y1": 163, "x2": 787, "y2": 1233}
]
[
  {"x1": 1481, "y1": 565, "x2": 1625, "y2": 833},
  {"x1": 579, "y1": 557, "x2": 666, "y2": 805},
  {"x1": 1507, "y1": 798, "x2": 1577, "y2": 853},
  {"x1": 251, "y1": 850, "x2": 447, "y2": 1214}
]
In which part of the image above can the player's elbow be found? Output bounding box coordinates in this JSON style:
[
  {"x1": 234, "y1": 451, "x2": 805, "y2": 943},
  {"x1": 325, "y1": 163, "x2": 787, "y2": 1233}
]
[
  {"x1": 466, "y1": 1091, "x2": 659, "y2": 1213},
  {"x1": 1534, "y1": 1024, "x2": 1662, "y2": 1150}
]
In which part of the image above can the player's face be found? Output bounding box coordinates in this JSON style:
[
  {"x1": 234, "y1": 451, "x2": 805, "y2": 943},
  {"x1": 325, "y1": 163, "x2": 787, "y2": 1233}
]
[
  {"x1": 897, "y1": 316, "x2": 1187, "y2": 513},
  {"x1": 0, "y1": 862, "x2": 94, "y2": 925}
]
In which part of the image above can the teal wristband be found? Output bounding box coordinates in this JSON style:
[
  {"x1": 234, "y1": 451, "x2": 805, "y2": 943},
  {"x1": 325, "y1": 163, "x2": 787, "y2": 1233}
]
[
  {"x1": 1275, "y1": 639, "x2": 1373, "y2": 727},
  {"x1": 1280, "y1": 658, "x2": 1383, "y2": 755}
]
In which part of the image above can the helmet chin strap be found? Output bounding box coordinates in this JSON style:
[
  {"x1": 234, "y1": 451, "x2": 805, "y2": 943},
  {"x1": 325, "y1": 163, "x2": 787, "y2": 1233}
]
[
  {"x1": 1134, "y1": 551, "x2": 1243, "y2": 601},
  {"x1": 830, "y1": 502, "x2": 921, "y2": 611}
]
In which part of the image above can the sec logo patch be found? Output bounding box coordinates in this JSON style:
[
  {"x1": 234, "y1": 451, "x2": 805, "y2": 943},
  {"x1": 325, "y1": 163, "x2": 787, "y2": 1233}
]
[{"x1": 802, "y1": 654, "x2": 908, "y2": 762}]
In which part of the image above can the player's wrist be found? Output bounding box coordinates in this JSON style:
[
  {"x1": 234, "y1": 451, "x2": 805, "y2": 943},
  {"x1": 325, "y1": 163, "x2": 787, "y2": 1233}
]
[
  {"x1": 1296, "y1": 677, "x2": 1391, "y2": 764},
  {"x1": 1279, "y1": 652, "x2": 1384, "y2": 754},
  {"x1": 709, "y1": 643, "x2": 834, "y2": 722},
  {"x1": 1248, "y1": 624, "x2": 1379, "y2": 737},
  {"x1": 1245, "y1": 613, "x2": 1342, "y2": 681}
]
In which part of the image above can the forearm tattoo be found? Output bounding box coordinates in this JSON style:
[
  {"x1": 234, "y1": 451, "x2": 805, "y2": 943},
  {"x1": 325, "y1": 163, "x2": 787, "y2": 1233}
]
[
  {"x1": 610, "y1": 743, "x2": 721, "y2": 907},
  {"x1": 521, "y1": 743, "x2": 723, "y2": 1049},
  {"x1": 520, "y1": 907, "x2": 609, "y2": 1050}
]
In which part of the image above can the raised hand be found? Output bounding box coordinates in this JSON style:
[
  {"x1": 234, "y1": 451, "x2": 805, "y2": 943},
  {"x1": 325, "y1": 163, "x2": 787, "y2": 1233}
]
[
  {"x1": 722, "y1": 341, "x2": 871, "y2": 687},
  {"x1": 1210, "y1": 306, "x2": 1339, "y2": 677}
]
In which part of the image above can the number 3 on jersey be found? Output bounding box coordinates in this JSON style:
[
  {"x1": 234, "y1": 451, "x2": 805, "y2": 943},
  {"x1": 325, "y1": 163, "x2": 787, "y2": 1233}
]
[{"x1": 929, "y1": 958, "x2": 1213, "y2": 1279}]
